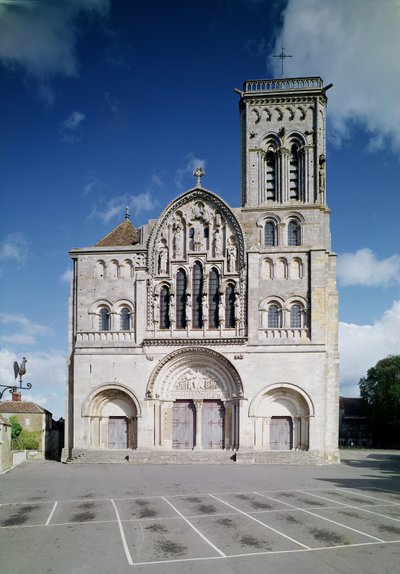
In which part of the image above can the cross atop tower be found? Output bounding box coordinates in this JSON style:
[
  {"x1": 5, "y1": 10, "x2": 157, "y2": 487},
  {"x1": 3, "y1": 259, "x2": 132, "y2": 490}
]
[
  {"x1": 193, "y1": 166, "x2": 205, "y2": 187},
  {"x1": 273, "y1": 42, "x2": 292, "y2": 78}
]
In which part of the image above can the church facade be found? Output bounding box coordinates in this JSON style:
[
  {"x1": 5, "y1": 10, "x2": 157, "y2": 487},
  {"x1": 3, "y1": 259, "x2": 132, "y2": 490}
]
[{"x1": 63, "y1": 77, "x2": 339, "y2": 462}]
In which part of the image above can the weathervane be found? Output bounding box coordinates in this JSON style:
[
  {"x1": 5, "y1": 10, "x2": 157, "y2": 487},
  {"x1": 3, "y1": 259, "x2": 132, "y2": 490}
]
[
  {"x1": 273, "y1": 42, "x2": 292, "y2": 78},
  {"x1": 125, "y1": 205, "x2": 130, "y2": 221},
  {"x1": 193, "y1": 166, "x2": 205, "y2": 187},
  {"x1": 0, "y1": 357, "x2": 32, "y2": 400}
]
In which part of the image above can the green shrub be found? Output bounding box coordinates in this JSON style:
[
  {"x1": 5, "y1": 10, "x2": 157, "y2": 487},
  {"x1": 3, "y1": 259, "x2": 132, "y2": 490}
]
[
  {"x1": 9, "y1": 416, "x2": 22, "y2": 440},
  {"x1": 12, "y1": 429, "x2": 41, "y2": 450}
]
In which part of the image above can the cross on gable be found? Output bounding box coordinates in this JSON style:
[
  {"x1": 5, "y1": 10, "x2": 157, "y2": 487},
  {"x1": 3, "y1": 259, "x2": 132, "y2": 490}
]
[{"x1": 193, "y1": 166, "x2": 205, "y2": 187}]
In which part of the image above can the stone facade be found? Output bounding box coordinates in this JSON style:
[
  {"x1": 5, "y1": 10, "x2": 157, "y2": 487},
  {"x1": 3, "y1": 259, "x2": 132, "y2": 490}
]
[{"x1": 63, "y1": 77, "x2": 339, "y2": 462}]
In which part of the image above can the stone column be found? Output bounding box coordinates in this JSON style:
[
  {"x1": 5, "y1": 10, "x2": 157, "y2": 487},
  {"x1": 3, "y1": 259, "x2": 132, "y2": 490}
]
[
  {"x1": 193, "y1": 399, "x2": 203, "y2": 450},
  {"x1": 153, "y1": 401, "x2": 160, "y2": 447},
  {"x1": 161, "y1": 401, "x2": 174, "y2": 449}
]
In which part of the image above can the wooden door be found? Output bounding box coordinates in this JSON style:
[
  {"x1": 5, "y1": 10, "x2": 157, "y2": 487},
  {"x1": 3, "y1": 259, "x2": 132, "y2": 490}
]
[
  {"x1": 172, "y1": 400, "x2": 195, "y2": 449},
  {"x1": 269, "y1": 416, "x2": 292, "y2": 450},
  {"x1": 202, "y1": 400, "x2": 225, "y2": 449},
  {"x1": 108, "y1": 417, "x2": 128, "y2": 449}
]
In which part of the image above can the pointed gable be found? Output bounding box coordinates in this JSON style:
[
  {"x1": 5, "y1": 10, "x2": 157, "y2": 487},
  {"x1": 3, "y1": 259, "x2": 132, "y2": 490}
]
[{"x1": 95, "y1": 219, "x2": 139, "y2": 247}]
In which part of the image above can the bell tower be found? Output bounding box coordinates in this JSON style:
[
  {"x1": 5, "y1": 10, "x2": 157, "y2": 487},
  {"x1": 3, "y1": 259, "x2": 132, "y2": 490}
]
[{"x1": 238, "y1": 77, "x2": 331, "y2": 208}]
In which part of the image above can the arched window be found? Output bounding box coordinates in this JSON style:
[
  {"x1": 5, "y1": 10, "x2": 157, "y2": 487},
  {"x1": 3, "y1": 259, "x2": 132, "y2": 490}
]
[
  {"x1": 225, "y1": 284, "x2": 235, "y2": 328},
  {"x1": 120, "y1": 307, "x2": 131, "y2": 330},
  {"x1": 290, "y1": 304, "x2": 302, "y2": 328},
  {"x1": 266, "y1": 149, "x2": 276, "y2": 200},
  {"x1": 289, "y1": 143, "x2": 300, "y2": 199},
  {"x1": 264, "y1": 221, "x2": 277, "y2": 246},
  {"x1": 99, "y1": 308, "x2": 110, "y2": 331},
  {"x1": 192, "y1": 262, "x2": 203, "y2": 328},
  {"x1": 288, "y1": 220, "x2": 301, "y2": 246},
  {"x1": 268, "y1": 304, "x2": 280, "y2": 328},
  {"x1": 176, "y1": 269, "x2": 186, "y2": 329},
  {"x1": 209, "y1": 268, "x2": 219, "y2": 329},
  {"x1": 159, "y1": 286, "x2": 170, "y2": 329}
]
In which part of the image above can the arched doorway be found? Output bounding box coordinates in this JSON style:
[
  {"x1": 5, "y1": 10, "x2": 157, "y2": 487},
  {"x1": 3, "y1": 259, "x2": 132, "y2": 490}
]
[
  {"x1": 83, "y1": 385, "x2": 141, "y2": 449},
  {"x1": 249, "y1": 384, "x2": 313, "y2": 451},
  {"x1": 146, "y1": 348, "x2": 243, "y2": 450}
]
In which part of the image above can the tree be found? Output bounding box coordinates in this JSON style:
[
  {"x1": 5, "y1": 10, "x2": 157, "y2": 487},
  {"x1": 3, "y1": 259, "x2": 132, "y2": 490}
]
[
  {"x1": 9, "y1": 416, "x2": 22, "y2": 440},
  {"x1": 359, "y1": 355, "x2": 400, "y2": 447}
]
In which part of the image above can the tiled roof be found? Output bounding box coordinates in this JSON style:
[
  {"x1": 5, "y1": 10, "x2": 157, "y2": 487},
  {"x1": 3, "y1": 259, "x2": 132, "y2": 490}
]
[
  {"x1": 0, "y1": 401, "x2": 48, "y2": 415},
  {"x1": 95, "y1": 219, "x2": 139, "y2": 247}
]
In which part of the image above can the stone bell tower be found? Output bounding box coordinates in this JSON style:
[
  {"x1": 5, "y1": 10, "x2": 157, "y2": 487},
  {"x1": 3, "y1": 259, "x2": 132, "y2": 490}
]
[{"x1": 238, "y1": 77, "x2": 330, "y2": 209}]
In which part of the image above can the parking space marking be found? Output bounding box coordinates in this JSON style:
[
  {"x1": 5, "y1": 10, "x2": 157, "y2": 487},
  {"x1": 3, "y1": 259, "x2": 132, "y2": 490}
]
[
  {"x1": 339, "y1": 488, "x2": 400, "y2": 505},
  {"x1": 162, "y1": 496, "x2": 226, "y2": 557},
  {"x1": 45, "y1": 501, "x2": 58, "y2": 526},
  {"x1": 256, "y1": 491, "x2": 385, "y2": 542},
  {"x1": 298, "y1": 490, "x2": 400, "y2": 524},
  {"x1": 208, "y1": 493, "x2": 311, "y2": 549},
  {"x1": 111, "y1": 498, "x2": 134, "y2": 566}
]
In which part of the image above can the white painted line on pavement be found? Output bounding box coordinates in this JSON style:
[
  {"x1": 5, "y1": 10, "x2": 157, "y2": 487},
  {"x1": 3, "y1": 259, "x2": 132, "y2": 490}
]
[
  {"x1": 162, "y1": 496, "x2": 226, "y2": 558},
  {"x1": 45, "y1": 501, "x2": 58, "y2": 526},
  {"x1": 256, "y1": 491, "x2": 385, "y2": 543},
  {"x1": 338, "y1": 488, "x2": 400, "y2": 505},
  {"x1": 208, "y1": 493, "x2": 310, "y2": 550},
  {"x1": 111, "y1": 498, "x2": 134, "y2": 566}
]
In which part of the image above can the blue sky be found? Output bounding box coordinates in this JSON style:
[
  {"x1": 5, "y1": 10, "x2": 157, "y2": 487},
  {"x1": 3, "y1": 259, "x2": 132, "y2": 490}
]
[{"x1": 0, "y1": 0, "x2": 399, "y2": 419}]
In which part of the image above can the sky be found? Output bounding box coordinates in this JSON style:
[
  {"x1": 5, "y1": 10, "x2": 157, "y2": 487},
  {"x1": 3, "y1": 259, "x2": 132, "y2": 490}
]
[{"x1": 0, "y1": 0, "x2": 399, "y2": 419}]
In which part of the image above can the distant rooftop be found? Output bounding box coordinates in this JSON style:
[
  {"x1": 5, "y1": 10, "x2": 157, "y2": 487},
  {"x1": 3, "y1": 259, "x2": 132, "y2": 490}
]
[
  {"x1": 95, "y1": 218, "x2": 139, "y2": 247},
  {"x1": 242, "y1": 77, "x2": 323, "y2": 94}
]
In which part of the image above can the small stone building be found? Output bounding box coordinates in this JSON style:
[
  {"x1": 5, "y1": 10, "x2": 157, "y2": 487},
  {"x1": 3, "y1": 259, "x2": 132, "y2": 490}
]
[{"x1": 63, "y1": 76, "x2": 339, "y2": 463}]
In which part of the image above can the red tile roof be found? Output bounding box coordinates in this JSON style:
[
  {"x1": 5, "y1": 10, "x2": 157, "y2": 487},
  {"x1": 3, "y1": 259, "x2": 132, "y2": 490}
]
[
  {"x1": 95, "y1": 219, "x2": 139, "y2": 247},
  {"x1": 0, "y1": 401, "x2": 50, "y2": 415}
]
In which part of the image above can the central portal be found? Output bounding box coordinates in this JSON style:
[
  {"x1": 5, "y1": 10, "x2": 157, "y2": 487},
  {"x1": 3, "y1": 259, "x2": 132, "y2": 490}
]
[
  {"x1": 172, "y1": 399, "x2": 225, "y2": 450},
  {"x1": 202, "y1": 400, "x2": 225, "y2": 449},
  {"x1": 172, "y1": 400, "x2": 195, "y2": 449}
]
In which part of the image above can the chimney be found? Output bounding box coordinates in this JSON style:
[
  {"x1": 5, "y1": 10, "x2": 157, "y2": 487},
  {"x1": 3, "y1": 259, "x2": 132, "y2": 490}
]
[{"x1": 12, "y1": 389, "x2": 21, "y2": 401}]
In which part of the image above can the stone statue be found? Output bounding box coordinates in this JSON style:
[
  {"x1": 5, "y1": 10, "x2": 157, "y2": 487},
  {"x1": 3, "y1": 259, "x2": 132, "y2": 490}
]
[
  {"x1": 213, "y1": 228, "x2": 222, "y2": 257},
  {"x1": 185, "y1": 294, "x2": 192, "y2": 324},
  {"x1": 168, "y1": 293, "x2": 175, "y2": 324},
  {"x1": 319, "y1": 154, "x2": 326, "y2": 193},
  {"x1": 227, "y1": 240, "x2": 237, "y2": 272},
  {"x1": 172, "y1": 219, "x2": 183, "y2": 258},
  {"x1": 218, "y1": 296, "x2": 225, "y2": 324},
  {"x1": 152, "y1": 294, "x2": 160, "y2": 323},
  {"x1": 234, "y1": 292, "x2": 241, "y2": 322},
  {"x1": 158, "y1": 240, "x2": 168, "y2": 274},
  {"x1": 201, "y1": 293, "x2": 208, "y2": 324}
]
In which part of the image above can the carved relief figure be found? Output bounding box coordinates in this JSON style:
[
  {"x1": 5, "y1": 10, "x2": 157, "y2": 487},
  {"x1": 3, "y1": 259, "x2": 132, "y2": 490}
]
[
  {"x1": 172, "y1": 218, "x2": 183, "y2": 258},
  {"x1": 168, "y1": 293, "x2": 175, "y2": 324},
  {"x1": 201, "y1": 293, "x2": 208, "y2": 324},
  {"x1": 218, "y1": 295, "x2": 225, "y2": 325},
  {"x1": 234, "y1": 292, "x2": 241, "y2": 322},
  {"x1": 185, "y1": 294, "x2": 192, "y2": 324},
  {"x1": 175, "y1": 370, "x2": 218, "y2": 391},
  {"x1": 152, "y1": 294, "x2": 160, "y2": 323},
  {"x1": 227, "y1": 238, "x2": 237, "y2": 272},
  {"x1": 193, "y1": 223, "x2": 203, "y2": 252},
  {"x1": 158, "y1": 239, "x2": 169, "y2": 274},
  {"x1": 213, "y1": 228, "x2": 223, "y2": 257},
  {"x1": 319, "y1": 154, "x2": 326, "y2": 194}
]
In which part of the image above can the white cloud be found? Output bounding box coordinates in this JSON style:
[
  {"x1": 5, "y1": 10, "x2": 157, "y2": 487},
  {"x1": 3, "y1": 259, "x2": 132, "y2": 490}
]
[
  {"x1": 0, "y1": 313, "x2": 52, "y2": 346},
  {"x1": 60, "y1": 267, "x2": 73, "y2": 284},
  {"x1": 105, "y1": 91, "x2": 120, "y2": 114},
  {"x1": 339, "y1": 300, "x2": 400, "y2": 397},
  {"x1": 337, "y1": 248, "x2": 400, "y2": 287},
  {"x1": 83, "y1": 178, "x2": 106, "y2": 197},
  {"x1": 60, "y1": 110, "x2": 86, "y2": 142},
  {"x1": 175, "y1": 153, "x2": 207, "y2": 190},
  {"x1": 275, "y1": 0, "x2": 400, "y2": 153},
  {"x1": 0, "y1": 232, "x2": 28, "y2": 268},
  {"x1": 0, "y1": 347, "x2": 66, "y2": 418},
  {"x1": 89, "y1": 174, "x2": 161, "y2": 224},
  {"x1": 0, "y1": 0, "x2": 109, "y2": 80}
]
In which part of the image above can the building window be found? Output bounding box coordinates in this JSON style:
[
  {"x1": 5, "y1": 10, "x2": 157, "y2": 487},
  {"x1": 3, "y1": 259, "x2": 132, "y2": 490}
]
[
  {"x1": 159, "y1": 286, "x2": 170, "y2": 329},
  {"x1": 264, "y1": 221, "x2": 277, "y2": 246},
  {"x1": 289, "y1": 143, "x2": 300, "y2": 199},
  {"x1": 225, "y1": 284, "x2": 235, "y2": 328},
  {"x1": 99, "y1": 308, "x2": 110, "y2": 331},
  {"x1": 176, "y1": 269, "x2": 186, "y2": 329},
  {"x1": 192, "y1": 262, "x2": 203, "y2": 328},
  {"x1": 290, "y1": 304, "x2": 302, "y2": 328},
  {"x1": 120, "y1": 307, "x2": 131, "y2": 330},
  {"x1": 266, "y1": 149, "x2": 276, "y2": 200},
  {"x1": 209, "y1": 268, "x2": 219, "y2": 328},
  {"x1": 268, "y1": 304, "x2": 280, "y2": 328},
  {"x1": 288, "y1": 220, "x2": 301, "y2": 246}
]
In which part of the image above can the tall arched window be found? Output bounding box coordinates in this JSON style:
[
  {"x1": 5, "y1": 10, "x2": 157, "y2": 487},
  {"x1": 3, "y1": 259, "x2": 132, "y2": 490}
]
[
  {"x1": 264, "y1": 220, "x2": 277, "y2": 246},
  {"x1": 209, "y1": 268, "x2": 219, "y2": 329},
  {"x1": 289, "y1": 143, "x2": 300, "y2": 199},
  {"x1": 120, "y1": 307, "x2": 131, "y2": 330},
  {"x1": 225, "y1": 284, "x2": 235, "y2": 328},
  {"x1": 290, "y1": 304, "x2": 302, "y2": 328},
  {"x1": 288, "y1": 220, "x2": 301, "y2": 246},
  {"x1": 192, "y1": 262, "x2": 203, "y2": 328},
  {"x1": 268, "y1": 304, "x2": 280, "y2": 328},
  {"x1": 159, "y1": 286, "x2": 170, "y2": 329},
  {"x1": 99, "y1": 308, "x2": 110, "y2": 331},
  {"x1": 266, "y1": 149, "x2": 276, "y2": 200},
  {"x1": 176, "y1": 269, "x2": 186, "y2": 329}
]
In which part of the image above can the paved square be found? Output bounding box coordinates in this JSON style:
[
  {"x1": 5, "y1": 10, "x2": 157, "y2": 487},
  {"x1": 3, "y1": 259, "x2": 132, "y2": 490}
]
[{"x1": 1, "y1": 451, "x2": 400, "y2": 573}]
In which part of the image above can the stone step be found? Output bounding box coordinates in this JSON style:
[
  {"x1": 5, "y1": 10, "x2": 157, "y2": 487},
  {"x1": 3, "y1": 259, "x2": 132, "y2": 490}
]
[{"x1": 64, "y1": 448, "x2": 329, "y2": 465}]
